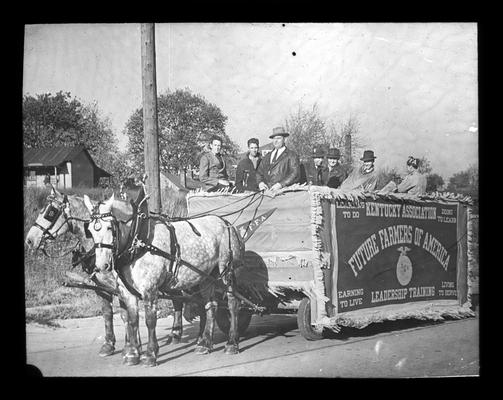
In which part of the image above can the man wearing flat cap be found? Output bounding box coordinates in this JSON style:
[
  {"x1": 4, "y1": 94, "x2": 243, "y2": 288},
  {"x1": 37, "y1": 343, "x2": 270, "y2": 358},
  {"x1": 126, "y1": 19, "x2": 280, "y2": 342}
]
[
  {"x1": 326, "y1": 147, "x2": 347, "y2": 189},
  {"x1": 340, "y1": 149, "x2": 378, "y2": 191},
  {"x1": 256, "y1": 127, "x2": 301, "y2": 191}
]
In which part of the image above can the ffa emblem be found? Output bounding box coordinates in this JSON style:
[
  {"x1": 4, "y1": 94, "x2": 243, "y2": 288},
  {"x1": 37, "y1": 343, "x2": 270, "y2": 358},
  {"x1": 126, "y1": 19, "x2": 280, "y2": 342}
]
[
  {"x1": 396, "y1": 246, "x2": 412, "y2": 286},
  {"x1": 236, "y1": 208, "x2": 276, "y2": 243}
]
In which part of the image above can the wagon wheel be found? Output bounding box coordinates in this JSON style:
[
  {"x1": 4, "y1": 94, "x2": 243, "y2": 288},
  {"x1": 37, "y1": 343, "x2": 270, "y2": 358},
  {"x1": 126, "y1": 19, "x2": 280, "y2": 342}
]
[
  {"x1": 216, "y1": 307, "x2": 253, "y2": 337},
  {"x1": 297, "y1": 297, "x2": 324, "y2": 341}
]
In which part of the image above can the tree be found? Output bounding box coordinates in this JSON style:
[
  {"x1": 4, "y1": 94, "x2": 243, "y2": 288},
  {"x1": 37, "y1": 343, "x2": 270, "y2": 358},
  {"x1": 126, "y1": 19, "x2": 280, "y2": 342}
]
[
  {"x1": 417, "y1": 156, "x2": 433, "y2": 175},
  {"x1": 447, "y1": 164, "x2": 478, "y2": 197},
  {"x1": 23, "y1": 91, "x2": 118, "y2": 175},
  {"x1": 426, "y1": 173, "x2": 444, "y2": 192},
  {"x1": 285, "y1": 103, "x2": 326, "y2": 161},
  {"x1": 125, "y1": 89, "x2": 238, "y2": 174}
]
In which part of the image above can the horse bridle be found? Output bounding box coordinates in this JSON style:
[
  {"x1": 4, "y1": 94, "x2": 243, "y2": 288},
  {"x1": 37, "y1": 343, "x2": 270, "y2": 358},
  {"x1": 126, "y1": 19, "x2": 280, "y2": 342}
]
[
  {"x1": 85, "y1": 204, "x2": 130, "y2": 273},
  {"x1": 34, "y1": 195, "x2": 72, "y2": 246}
]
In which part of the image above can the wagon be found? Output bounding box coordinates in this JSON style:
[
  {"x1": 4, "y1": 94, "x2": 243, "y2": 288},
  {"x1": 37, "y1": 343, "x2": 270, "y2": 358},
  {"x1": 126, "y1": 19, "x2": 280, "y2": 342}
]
[{"x1": 187, "y1": 184, "x2": 476, "y2": 340}]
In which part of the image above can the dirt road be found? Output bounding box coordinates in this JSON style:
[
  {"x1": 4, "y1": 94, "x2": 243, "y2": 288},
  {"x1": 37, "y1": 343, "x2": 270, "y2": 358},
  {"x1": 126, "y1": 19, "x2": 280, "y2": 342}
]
[{"x1": 26, "y1": 311, "x2": 479, "y2": 377}]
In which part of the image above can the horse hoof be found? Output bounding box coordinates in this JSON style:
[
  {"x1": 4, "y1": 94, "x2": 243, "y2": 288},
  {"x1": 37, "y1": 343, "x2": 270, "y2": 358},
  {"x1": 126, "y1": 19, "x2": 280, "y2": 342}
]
[
  {"x1": 142, "y1": 356, "x2": 157, "y2": 367},
  {"x1": 98, "y1": 343, "x2": 115, "y2": 357},
  {"x1": 224, "y1": 345, "x2": 239, "y2": 355},
  {"x1": 123, "y1": 354, "x2": 140, "y2": 366},
  {"x1": 194, "y1": 346, "x2": 211, "y2": 355}
]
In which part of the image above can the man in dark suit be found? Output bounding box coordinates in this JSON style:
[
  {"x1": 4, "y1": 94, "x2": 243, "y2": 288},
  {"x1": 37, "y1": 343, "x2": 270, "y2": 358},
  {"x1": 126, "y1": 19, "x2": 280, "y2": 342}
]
[
  {"x1": 235, "y1": 138, "x2": 262, "y2": 192},
  {"x1": 325, "y1": 147, "x2": 347, "y2": 188},
  {"x1": 256, "y1": 127, "x2": 301, "y2": 191},
  {"x1": 304, "y1": 145, "x2": 328, "y2": 186}
]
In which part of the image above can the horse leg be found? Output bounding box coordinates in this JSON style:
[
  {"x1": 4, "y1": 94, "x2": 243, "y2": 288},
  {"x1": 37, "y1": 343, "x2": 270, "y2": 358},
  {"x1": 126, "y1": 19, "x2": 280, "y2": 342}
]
[
  {"x1": 143, "y1": 295, "x2": 159, "y2": 367},
  {"x1": 97, "y1": 291, "x2": 116, "y2": 357},
  {"x1": 224, "y1": 286, "x2": 240, "y2": 355},
  {"x1": 197, "y1": 302, "x2": 207, "y2": 346},
  {"x1": 194, "y1": 287, "x2": 217, "y2": 355},
  {"x1": 122, "y1": 294, "x2": 141, "y2": 366},
  {"x1": 118, "y1": 298, "x2": 130, "y2": 357},
  {"x1": 170, "y1": 298, "x2": 183, "y2": 344}
]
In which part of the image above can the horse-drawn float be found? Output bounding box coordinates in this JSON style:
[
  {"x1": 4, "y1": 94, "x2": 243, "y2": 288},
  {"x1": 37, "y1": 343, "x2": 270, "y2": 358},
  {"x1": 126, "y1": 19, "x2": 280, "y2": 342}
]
[{"x1": 187, "y1": 185, "x2": 476, "y2": 340}]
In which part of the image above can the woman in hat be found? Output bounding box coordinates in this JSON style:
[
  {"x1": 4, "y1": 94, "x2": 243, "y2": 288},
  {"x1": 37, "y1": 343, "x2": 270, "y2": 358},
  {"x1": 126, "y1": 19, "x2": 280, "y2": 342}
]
[
  {"x1": 340, "y1": 150, "x2": 378, "y2": 191},
  {"x1": 380, "y1": 156, "x2": 427, "y2": 195}
]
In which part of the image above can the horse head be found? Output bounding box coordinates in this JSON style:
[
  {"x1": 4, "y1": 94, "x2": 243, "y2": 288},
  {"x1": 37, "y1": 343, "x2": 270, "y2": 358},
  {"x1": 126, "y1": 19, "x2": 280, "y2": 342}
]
[
  {"x1": 25, "y1": 187, "x2": 73, "y2": 250},
  {"x1": 83, "y1": 193, "x2": 134, "y2": 273}
]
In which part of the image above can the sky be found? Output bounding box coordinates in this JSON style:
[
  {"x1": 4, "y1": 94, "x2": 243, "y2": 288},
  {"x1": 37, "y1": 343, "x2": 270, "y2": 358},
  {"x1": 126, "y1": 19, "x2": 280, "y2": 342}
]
[{"x1": 23, "y1": 23, "x2": 478, "y2": 178}]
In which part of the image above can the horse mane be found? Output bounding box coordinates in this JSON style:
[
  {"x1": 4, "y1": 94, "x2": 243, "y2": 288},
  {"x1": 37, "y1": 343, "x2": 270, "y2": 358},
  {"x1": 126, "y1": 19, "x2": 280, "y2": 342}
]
[
  {"x1": 67, "y1": 195, "x2": 91, "y2": 220},
  {"x1": 112, "y1": 199, "x2": 133, "y2": 221}
]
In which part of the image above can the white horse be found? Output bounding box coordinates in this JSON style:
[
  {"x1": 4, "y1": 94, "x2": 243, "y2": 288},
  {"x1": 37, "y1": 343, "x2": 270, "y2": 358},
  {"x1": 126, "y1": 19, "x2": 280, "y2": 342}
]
[
  {"x1": 83, "y1": 192, "x2": 244, "y2": 366},
  {"x1": 25, "y1": 188, "x2": 204, "y2": 361}
]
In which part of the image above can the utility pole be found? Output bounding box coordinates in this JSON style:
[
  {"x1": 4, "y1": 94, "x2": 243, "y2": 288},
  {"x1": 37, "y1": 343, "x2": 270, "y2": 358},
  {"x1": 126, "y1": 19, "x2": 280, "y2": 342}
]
[{"x1": 141, "y1": 23, "x2": 161, "y2": 213}]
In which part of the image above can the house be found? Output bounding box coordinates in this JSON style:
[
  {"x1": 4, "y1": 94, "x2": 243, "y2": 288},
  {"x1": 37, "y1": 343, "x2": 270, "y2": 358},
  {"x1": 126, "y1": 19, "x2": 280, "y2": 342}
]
[{"x1": 23, "y1": 145, "x2": 111, "y2": 189}]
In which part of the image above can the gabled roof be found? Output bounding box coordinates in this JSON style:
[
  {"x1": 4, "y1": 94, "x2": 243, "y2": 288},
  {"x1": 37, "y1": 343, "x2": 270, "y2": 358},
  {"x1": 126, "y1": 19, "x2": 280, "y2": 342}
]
[
  {"x1": 24, "y1": 145, "x2": 112, "y2": 177},
  {"x1": 24, "y1": 145, "x2": 89, "y2": 167}
]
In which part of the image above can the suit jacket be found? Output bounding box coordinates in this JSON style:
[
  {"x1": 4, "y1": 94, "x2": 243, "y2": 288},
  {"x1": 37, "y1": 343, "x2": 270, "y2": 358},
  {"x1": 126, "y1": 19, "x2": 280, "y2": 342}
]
[
  {"x1": 256, "y1": 147, "x2": 300, "y2": 188},
  {"x1": 326, "y1": 164, "x2": 348, "y2": 188},
  {"x1": 235, "y1": 153, "x2": 262, "y2": 192},
  {"x1": 304, "y1": 159, "x2": 328, "y2": 186},
  {"x1": 199, "y1": 151, "x2": 228, "y2": 190}
]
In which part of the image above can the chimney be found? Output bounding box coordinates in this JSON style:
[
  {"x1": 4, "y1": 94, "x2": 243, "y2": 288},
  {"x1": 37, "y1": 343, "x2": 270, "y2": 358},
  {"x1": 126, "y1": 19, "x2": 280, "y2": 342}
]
[
  {"x1": 179, "y1": 168, "x2": 186, "y2": 188},
  {"x1": 344, "y1": 134, "x2": 352, "y2": 166}
]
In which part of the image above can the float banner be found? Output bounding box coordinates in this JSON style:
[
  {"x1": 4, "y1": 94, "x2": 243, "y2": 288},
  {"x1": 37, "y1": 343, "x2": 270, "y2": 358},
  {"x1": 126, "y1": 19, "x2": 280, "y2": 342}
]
[{"x1": 335, "y1": 200, "x2": 459, "y2": 313}]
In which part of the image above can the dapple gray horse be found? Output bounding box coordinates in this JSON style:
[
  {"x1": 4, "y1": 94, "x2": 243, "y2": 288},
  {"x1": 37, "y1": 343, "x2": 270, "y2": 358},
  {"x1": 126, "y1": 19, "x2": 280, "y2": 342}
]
[
  {"x1": 84, "y1": 192, "x2": 244, "y2": 366},
  {"x1": 25, "y1": 188, "x2": 204, "y2": 360}
]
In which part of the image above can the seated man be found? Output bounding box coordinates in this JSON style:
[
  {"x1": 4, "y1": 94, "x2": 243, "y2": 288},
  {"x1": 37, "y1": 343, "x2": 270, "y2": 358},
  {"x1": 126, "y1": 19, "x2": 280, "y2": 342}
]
[
  {"x1": 340, "y1": 150, "x2": 378, "y2": 191},
  {"x1": 325, "y1": 148, "x2": 347, "y2": 188},
  {"x1": 304, "y1": 145, "x2": 327, "y2": 186},
  {"x1": 256, "y1": 127, "x2": 300, "y2": 191},
  {"x1": 199, "y1": 135, "x2": 231, "y2": 192},
  {"x1": 379, "y1": 156, "x2": 427, "y2": 195},
  {"x1": 235, "y1": 138, "x2": 262, "y2": 192}
]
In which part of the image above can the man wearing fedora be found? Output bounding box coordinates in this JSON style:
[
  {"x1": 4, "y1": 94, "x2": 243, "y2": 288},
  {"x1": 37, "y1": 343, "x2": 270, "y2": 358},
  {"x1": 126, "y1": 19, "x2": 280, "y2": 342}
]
[
  {"x1": 326, "y1": 147, "x2": 347, "y2": 189},
  {"x1": 304, "y1": 145, "x2": 328, "y2": 186},
  {"x1": 199, "y1": 134, "x2": 231, "y2": 192},
  {"x1": 235, "y1": 137, "x2": 262, "y2": 192},
  {"x1": 256, "y1": 127, "x2": 301, "y2": 191},
  {"x1": 340, "y1": 149, "x2": 378, "y2": 191}
]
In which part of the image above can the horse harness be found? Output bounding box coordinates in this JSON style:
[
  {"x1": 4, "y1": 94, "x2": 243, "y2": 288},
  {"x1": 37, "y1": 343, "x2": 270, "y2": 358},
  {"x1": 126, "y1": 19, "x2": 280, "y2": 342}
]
[
  {"x1": 34, "y1": 195, "x2": 73, "y2": 243},
  {"x1": 88, "y1": 198, "x2": 236, "y2": 300}
]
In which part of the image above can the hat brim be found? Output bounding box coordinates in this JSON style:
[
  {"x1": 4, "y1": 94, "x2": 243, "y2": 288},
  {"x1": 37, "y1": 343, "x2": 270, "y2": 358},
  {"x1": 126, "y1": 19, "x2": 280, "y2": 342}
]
[
  {"x1": 360, "y1": 156, "x2": 376, "y2": 161},
  {"x1": 269, "y1": 133, "x2": 290, "y2": 139}
]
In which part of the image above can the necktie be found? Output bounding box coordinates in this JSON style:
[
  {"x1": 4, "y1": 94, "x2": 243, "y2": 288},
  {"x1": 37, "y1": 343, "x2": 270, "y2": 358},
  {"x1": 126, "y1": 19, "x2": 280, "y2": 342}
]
[{"x1": 272, "y1": 150, "x2": 278, "y2": 164}]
